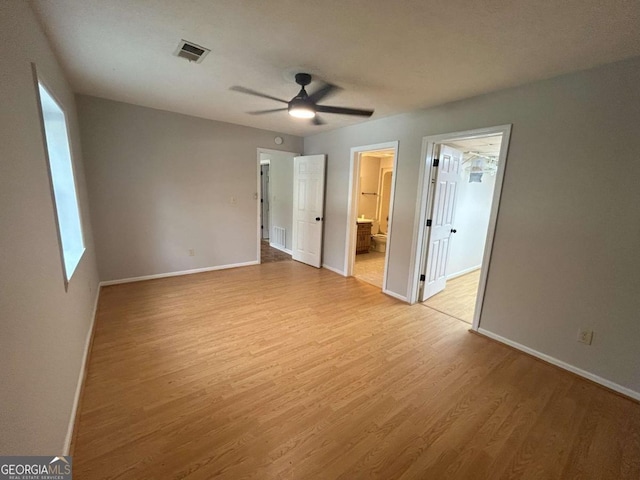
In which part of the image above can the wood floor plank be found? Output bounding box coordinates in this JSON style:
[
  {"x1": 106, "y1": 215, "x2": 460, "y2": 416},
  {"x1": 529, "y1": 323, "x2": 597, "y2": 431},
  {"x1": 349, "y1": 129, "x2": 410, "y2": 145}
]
[
  {"x1": 422, "y1": 269, "x2": 481, "y2": 323},
  {"x1": 72, "y1": 261, "x2": 640, "y2": 479}
]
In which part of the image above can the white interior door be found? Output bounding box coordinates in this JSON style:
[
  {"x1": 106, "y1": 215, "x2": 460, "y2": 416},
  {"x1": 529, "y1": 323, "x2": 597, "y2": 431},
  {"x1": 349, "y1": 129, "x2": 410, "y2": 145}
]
[
  {"x1": 292, "y1": 154, "x2": 326, "y2": 268},
  {"x1": 421, "y1": 145, "x2": 463, "y2": 301}
]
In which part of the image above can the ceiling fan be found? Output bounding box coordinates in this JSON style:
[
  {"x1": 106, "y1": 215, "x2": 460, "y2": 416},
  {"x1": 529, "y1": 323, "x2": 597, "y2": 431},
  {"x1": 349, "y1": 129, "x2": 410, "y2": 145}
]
[{"x1": 230, "y1": 73, "x2": 374, "y2": 125}]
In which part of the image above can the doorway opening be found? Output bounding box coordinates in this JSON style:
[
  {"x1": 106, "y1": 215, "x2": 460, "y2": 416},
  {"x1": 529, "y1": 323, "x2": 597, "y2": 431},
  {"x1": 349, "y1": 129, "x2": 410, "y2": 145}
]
[
  {"x1": 345, "y1": 141, "x2": 399, "y2": 292},
  {"x1": 257, "y1": 148, "x2": 297, "y2": 264},
  {"x1": 260, "y1": 161, "x2": 270, "y2": 241},
  {"x1": 411, "y1": 125, "x2": 511, "y2": 330}
]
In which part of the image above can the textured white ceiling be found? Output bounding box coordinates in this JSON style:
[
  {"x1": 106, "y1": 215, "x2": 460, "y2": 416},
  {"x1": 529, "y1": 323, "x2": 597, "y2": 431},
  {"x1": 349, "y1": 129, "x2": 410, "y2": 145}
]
[
  {"x1": 31, "y1": 0, "x2": 640, "y2": 136},
  {"x1": 447, "y1": 136, "x2": 503, "y2": 159}
]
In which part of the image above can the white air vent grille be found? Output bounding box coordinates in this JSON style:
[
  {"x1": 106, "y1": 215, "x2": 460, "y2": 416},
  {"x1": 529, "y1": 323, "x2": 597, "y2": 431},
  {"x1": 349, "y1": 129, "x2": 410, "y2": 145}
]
[{"x1": 174, "y1": 40, "x2": 210, "y2": 64}]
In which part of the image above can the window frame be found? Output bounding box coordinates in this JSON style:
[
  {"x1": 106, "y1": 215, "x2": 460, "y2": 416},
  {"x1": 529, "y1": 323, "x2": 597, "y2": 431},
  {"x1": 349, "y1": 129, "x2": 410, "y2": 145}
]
[{"x1": 32, "y1": 64, "x2": 86, "y2": 291}]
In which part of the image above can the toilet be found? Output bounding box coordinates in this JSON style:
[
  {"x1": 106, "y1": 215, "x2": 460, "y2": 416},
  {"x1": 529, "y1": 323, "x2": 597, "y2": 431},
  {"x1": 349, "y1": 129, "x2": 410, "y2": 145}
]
[
  {"x1": 371, "y1": 233, "x2": 387, "y2": 253},
  {"x1": 371, "y1": 219, "x2": 387, "y2": 253},
  {"x1": 369, "y1": 220, "x2": 387, "y2": 252}
]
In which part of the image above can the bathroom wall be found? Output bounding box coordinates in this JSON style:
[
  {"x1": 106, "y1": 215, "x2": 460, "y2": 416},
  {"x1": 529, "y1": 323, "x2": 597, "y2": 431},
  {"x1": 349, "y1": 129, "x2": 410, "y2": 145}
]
[
  {"x1": 358, "y1": 155, "x2": 395, "y2": 233},
  {"x1": 446, "y1": 163, "x2": 497, "y2": 277},
  {"x1": 357, "y1": 155, "x2": 381, "y2": 220}
]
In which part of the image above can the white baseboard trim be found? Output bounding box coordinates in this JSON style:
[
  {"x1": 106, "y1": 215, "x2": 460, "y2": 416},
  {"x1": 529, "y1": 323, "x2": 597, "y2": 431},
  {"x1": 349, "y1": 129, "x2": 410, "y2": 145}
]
[
  {"x1": 269, "y1": 243, "x2": 292, "y2": 255},
  {"x1": 477, "y1": 328, "x2": 640, "y2": 401},
  {"x1": 382, "y1": 288, "x2": 409, "y2": 303},
  {"x1": 100, "y1": 261, "x2": 260, "y2": 286},
  {"x1": 63, "y1": 284, "x2": 100, "y2": 455},
  {"x1": 322, "y1": 263, "x2": 346, "y2": 276},
  {"x1": 447, "y1": 265, "x2": 481, "y2": 280}
]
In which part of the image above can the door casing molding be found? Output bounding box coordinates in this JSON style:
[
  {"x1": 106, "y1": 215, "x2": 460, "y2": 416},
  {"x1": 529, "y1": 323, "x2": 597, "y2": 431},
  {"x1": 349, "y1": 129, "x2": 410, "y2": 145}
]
[
  {"x1": 256, "y1": 148, "x2": 299, "y2": 263},
  {"x1": 344, "y1": 141, "x2": 399, "y2": 296},
  {"x1": 409, "y1": 125, "x2": 512, "y2": 331}
]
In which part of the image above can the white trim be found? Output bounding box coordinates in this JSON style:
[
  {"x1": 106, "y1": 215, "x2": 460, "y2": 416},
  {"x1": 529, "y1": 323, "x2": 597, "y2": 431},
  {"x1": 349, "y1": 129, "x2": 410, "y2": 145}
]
[
  {"x1": 376, "y1": 166, "x2": 393, "y2": 232},
  {"x1": 382, "y1": 288, "x2": 408, "y2": 303},
  {"x1": 477, "y1": 328, "x2": 640, "y2": 401},
  {"x1": 269, "y1": 242, "x2": 292, "y2": 255},
  {"x1": 322, "y1": 263, "x2": 345, "y2": 276},
  {"x1": 447, "y1": 265, "x2": 481, "y2": 280},
  {"x1": 100, "y1": 261, "x2": 259, "y2": 286},
  {"x1": 257, "y1": 148, "x2": 299, "y2": 264},
  {"x1": 408, "y1": 138, "x2": 433, "y2": 302},
  {"x1": 32, "y1": 64, "x2": 88, "y2": 292},
  {"x1": 63, "y1": 285, "x2": 100, "y2": 454},
  {"x1": 344, "y1": 141, "x2": 399, "y2": 293},
  {"x1": 409, "y1": 125, "x2": 512, "y2": 334}
]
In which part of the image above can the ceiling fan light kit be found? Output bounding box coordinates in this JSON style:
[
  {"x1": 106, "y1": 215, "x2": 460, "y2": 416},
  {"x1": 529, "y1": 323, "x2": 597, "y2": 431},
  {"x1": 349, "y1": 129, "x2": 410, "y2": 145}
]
[
  {"x1": 288, "y1": 74, "x2": 316, "y2": 118},
  {"x1": 288, "y1": 100, "x2": 316, "y2": 118},
  {"x1": 231, "y1": 72, "x2": 374, "y2": 125}
]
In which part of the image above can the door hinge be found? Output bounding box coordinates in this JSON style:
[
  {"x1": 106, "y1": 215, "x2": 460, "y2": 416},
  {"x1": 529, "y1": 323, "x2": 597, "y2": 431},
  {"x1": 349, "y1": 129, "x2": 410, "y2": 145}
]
[
  {"x1": 260, "y1": 199, "x2": 263, "y2": 203},
  {"x1": 260, "y1": 170, "x2": 263, "y2": 175},
  {"x1": 419, "y1": 274, "x2": 426, "y2": 282},
  {"x1": 433, "y1": 158, "x2": 439, "y2": 167},
  {"x1": 426, "y1": 219, "x2": 432, "y2": 227}
]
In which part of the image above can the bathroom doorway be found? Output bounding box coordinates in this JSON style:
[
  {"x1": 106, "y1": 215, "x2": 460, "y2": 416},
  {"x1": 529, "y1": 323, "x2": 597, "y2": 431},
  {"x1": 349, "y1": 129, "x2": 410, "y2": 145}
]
[{"x1": 344, "y1": 141, "x2": 399, "y2": 292}]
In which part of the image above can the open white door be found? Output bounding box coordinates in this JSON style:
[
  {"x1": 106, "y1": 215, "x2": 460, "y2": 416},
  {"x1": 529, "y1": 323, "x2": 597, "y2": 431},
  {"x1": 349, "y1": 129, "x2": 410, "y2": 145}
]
[
  {"x1": 292, "y1": 154, "x2": 326, "y2": 268},
  {"x1": 421, "y1": 145, "x2": 463, "y2": 301}
]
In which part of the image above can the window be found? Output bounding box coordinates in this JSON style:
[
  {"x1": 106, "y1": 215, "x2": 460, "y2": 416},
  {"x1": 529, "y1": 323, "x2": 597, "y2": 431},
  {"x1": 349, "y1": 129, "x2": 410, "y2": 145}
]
[{"x1": 37, "y1": 80, "x2": 85, "y2": 285}]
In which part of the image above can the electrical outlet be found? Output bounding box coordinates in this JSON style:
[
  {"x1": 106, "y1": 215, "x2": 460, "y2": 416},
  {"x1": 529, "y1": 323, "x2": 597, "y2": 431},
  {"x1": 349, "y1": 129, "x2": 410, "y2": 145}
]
[
  {"x1": 188, "y1": 249, "x2": 195, "y2": 257},
  {"x1": 577, "y1": 328, "x2": 593, "y2": 345}
]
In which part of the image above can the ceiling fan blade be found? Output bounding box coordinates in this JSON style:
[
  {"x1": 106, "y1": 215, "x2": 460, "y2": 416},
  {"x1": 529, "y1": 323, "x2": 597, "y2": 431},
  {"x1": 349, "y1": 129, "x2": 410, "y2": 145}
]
[
  {"x1": 230, "y1": 86, "x2": 288, "y2": 104},
  {"x1": 316, "y1": 105, "x2": 374, "y2": 117},
  {"x1": 308, "y1": 82, "x2": 341, "y2": 103},
  {"x1": 312, "y1": 115, "x2": 326, "y2": 126},
  {"x1": 247, "y1": 108, "x2": 288, "y2": 115}
]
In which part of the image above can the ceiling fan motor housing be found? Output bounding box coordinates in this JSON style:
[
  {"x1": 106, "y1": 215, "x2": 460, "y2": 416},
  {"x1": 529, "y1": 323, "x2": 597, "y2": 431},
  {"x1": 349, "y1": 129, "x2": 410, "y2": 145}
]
[
  {"x1": 295, "y1": 73, "x2": 312, "y2": 86},
  {"x1": 289, "y1": 74, "x2": 315, "y2": 115}
]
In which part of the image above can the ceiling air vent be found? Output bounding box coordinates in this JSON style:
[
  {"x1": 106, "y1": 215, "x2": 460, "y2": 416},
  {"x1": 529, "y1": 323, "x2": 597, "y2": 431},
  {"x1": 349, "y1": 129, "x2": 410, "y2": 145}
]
[{"x1": 174, "y1": 40, "x2": 210, "y2": 64}]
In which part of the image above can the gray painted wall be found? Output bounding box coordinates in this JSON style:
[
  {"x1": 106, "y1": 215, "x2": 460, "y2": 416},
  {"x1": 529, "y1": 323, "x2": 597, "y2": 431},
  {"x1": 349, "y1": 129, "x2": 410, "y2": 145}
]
[
  {"x1": 305, "y1": 57, "x2": 640, "y2": 394},
  {"x1": 446, "y1": 165, "x2": 497, "y2": 277},
  {"x1": 76, "y1": 95, "x2": 303, "y2": 281},
  {"x1": 0, "y1": 2, "x2": 100, "y2": 454}
]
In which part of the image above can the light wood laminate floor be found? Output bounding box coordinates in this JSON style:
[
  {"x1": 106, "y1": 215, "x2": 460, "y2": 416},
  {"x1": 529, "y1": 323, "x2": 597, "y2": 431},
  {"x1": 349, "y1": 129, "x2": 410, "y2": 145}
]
[
  {"x1": 354, "y1": 250, "x2": 385, "y2": 288},
  {"x1": 260, "y1": 239, "x2": 292, "y2": 264},
  {"x1": 422, "y1": 270, "x2": 481, "y2": 324},
  {"x1": 73, "y1": 262, "x2": 640, "y2": 479}
]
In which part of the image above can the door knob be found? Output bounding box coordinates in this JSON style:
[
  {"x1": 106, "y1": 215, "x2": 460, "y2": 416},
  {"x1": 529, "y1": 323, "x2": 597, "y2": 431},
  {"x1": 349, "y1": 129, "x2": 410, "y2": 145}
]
[
  {"x1": 316, "y1": 217, "x2": 321, "y2": 221},
  {"x1": 451, "y1": 229, "x2": 457, "y2": 233}
]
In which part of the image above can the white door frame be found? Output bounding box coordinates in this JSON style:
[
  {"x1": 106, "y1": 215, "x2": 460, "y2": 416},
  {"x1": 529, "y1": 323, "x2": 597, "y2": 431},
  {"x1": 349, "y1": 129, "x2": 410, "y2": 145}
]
[
  {"x1": 256, "y1": 148, "x2": 299, "y2": 263},
  {"x1": 344, "y1": 141, "x2": 399, "y2": 294},
  {"x1": 376, "y1": 167, "x2": 393, "y2": 232},
  {"x1": 409, "y1": 125, "x2": 511, "y2": 331}
]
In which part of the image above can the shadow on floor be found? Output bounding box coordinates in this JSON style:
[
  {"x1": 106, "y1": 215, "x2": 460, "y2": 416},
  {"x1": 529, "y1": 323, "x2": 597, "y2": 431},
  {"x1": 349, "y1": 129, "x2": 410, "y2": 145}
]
[{"x1": 261, "y1": 240, "x2": 292, "y2": 263}]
